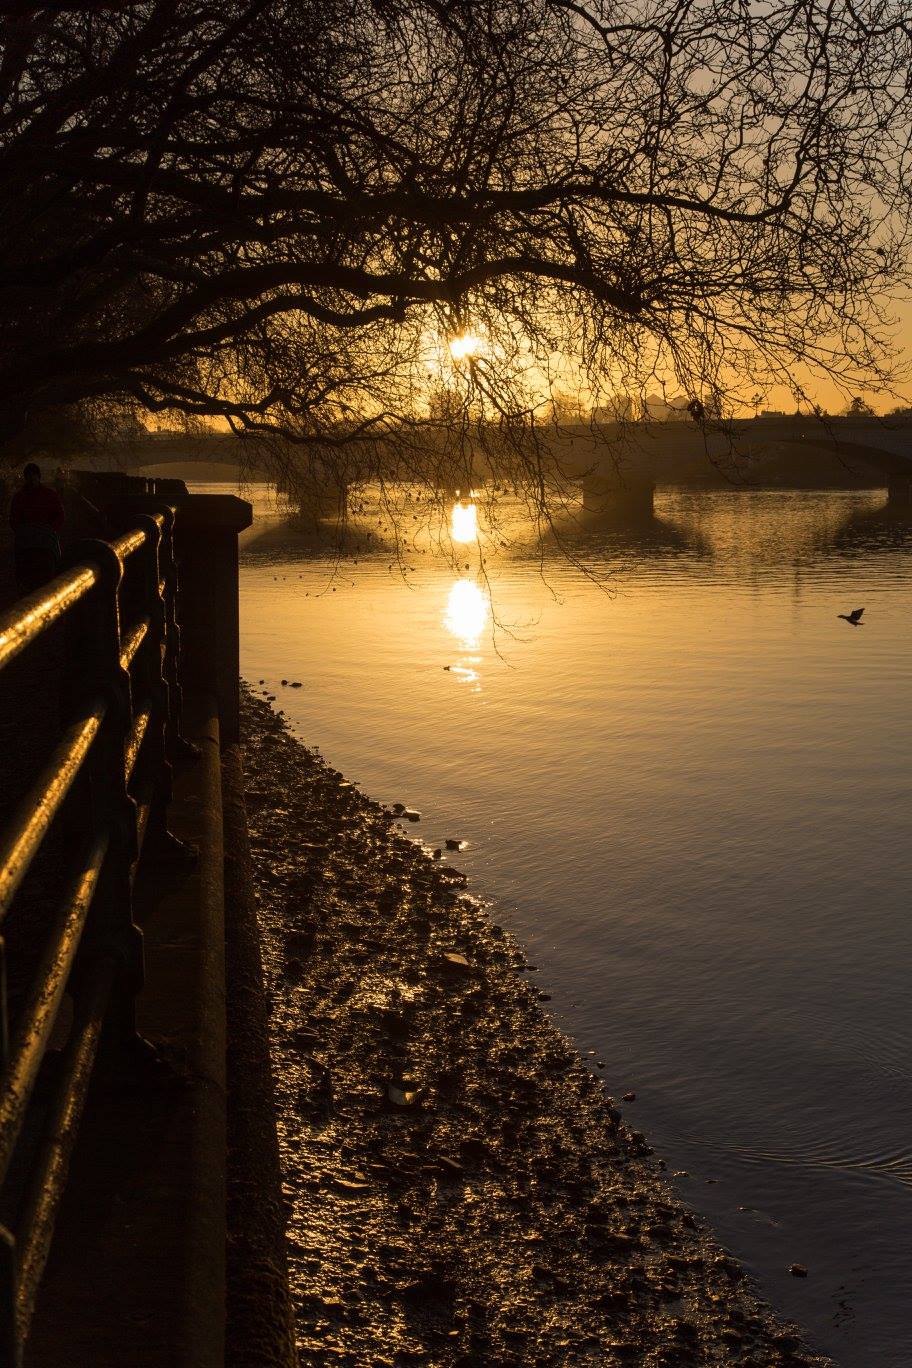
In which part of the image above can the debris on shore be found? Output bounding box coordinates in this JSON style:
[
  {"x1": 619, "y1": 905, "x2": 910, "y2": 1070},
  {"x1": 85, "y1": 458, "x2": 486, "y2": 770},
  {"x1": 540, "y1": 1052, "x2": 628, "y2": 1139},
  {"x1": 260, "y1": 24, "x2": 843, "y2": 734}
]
[{"x1": 240, "y1": 683, "x2": 831, "y2": 1367}]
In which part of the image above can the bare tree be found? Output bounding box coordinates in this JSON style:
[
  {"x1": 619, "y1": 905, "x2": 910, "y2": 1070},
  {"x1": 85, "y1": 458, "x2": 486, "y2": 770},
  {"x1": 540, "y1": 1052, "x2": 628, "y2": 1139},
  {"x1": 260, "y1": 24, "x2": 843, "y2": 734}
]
[{"x1": 0, "y1": 0, "x2": 909, "y2": 506}]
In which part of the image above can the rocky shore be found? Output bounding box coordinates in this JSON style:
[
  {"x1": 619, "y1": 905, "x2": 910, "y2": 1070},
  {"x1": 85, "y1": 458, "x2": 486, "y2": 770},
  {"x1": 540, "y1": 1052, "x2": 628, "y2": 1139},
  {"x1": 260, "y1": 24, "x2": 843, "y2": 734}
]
[{"x1": 240, "y1": 683, "x2": 833, "y2": 1368}]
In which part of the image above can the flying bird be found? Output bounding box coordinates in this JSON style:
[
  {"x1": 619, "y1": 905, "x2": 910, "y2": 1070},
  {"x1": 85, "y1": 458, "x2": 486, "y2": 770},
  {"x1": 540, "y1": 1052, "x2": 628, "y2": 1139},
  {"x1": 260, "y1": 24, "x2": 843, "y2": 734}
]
[{"x1": 837, "y1": 607, "x2": 864, "y2": 625}]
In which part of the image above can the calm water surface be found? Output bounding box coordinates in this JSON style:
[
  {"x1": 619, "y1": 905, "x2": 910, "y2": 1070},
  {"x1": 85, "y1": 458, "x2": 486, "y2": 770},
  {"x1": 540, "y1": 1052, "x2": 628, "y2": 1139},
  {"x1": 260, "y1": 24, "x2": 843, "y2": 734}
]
[{"x1": 228, "y1": 485, "x2": 912, "y2": 1367}]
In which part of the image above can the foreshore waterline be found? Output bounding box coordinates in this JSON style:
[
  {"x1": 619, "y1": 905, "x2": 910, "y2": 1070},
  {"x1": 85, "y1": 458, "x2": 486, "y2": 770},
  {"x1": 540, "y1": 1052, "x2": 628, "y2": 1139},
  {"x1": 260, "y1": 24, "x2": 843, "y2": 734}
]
[{"x1": 240, "y1": 683, "x2": 833, "y2": 1367}]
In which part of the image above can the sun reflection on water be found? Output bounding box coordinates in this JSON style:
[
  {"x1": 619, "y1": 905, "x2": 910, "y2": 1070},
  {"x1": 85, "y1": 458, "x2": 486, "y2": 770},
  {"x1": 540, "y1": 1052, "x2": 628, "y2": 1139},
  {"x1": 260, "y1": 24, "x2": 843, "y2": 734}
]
[
  {"x1": 450, "y1": 499, "x2": 478, "y2": 543},
  {"x1": 444, "y1": 578, "x2": 488, "y2": 659}
]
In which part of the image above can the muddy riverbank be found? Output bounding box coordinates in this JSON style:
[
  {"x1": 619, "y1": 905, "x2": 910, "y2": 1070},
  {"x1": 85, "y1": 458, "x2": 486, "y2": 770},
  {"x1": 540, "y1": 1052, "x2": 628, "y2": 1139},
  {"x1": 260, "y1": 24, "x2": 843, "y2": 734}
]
[{"x1": 240, "y1": 683, "x2": 832, "y2": 1368}]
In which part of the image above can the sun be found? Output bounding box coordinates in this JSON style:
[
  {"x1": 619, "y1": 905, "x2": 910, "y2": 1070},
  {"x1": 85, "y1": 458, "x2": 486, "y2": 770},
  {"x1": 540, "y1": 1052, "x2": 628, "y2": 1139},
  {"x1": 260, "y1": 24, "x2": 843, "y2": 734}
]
[{"x1": 448, "y1": 332, "x2": 484, "y2": 362}]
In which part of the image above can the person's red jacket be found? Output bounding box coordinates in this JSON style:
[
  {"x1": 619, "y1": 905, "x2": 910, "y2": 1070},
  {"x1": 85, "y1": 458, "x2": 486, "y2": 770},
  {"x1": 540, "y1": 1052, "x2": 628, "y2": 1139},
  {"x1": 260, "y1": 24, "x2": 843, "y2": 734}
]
[{"x1": 10, "y1": 484, "x2": 65, "y2": 533}]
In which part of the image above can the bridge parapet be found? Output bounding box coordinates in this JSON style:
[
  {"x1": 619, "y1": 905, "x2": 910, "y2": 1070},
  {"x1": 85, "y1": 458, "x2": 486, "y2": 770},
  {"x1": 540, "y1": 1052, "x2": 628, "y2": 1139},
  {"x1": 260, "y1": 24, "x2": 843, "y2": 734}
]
[{"x1": 719, "y1": 414, "x2": 912, "y2": 470}]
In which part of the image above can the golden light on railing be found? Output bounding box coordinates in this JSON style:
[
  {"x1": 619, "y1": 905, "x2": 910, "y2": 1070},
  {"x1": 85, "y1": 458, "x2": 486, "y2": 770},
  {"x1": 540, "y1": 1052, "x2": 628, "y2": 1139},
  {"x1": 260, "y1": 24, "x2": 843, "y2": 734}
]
[{"x1": 450, "y1": 498, "x2": 478, "y2": 543}]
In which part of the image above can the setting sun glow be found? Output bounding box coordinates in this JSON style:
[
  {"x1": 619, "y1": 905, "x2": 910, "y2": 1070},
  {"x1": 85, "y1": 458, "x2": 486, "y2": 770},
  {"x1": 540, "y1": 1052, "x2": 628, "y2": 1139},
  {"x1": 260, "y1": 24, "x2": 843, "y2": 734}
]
[{"x1": 448, "y1": 333, "x2": 484, "y2": 361}]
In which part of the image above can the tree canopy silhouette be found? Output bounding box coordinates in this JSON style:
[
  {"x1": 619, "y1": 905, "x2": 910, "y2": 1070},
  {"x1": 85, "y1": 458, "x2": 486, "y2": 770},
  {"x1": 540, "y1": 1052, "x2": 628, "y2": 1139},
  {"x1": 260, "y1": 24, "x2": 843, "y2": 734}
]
[{"x1": 0, "y1": 0, "x2": 909, "y2": 474}]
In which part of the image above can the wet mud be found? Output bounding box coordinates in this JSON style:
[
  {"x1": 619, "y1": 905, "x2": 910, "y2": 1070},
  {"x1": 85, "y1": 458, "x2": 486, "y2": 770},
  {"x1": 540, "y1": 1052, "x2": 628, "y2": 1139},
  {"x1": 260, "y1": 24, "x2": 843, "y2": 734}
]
[{"x1": 240, "y1": 683, "x2": 832, "y2": 1368}]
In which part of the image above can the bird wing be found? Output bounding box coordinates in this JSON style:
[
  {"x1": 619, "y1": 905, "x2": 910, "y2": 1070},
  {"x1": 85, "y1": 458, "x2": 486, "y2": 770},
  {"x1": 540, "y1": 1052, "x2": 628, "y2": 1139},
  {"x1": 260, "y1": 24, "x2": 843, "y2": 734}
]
[{"x1": 851, "y1": 608, "x2": 864, "y2": 621}]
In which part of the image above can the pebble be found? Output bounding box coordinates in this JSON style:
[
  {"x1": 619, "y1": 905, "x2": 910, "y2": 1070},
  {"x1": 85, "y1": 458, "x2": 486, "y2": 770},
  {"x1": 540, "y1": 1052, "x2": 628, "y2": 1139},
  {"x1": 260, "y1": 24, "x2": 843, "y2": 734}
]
[
  {"x1": 388, "y1": 1084, "x2": 421, "y2": 1107},
  {"x1": 435, "y1": 1155, "x2": 464, "y2": 1175},
  {"x1": 332, "y1": 1178, "x2": 372, "y2": 1196}
]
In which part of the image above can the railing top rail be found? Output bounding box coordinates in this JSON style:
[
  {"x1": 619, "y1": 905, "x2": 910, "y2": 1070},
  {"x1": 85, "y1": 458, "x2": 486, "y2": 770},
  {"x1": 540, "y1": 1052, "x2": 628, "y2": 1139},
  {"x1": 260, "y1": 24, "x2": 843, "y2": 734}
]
[
  {"x1": 0, "y1": 701, "x2": 107, "y2": 926},
  {"x1": 112, "y1": 522, "x2": 155, "y2": 562},
  {"x1": 0, "y1": 832, "x2": 108, "y2": 1190},
  {"x1": 0, "y1": 511, "x2": 167, "y2": 677},
  {"x1": 0, "y1": 566, "x2": 99, "y2": 675}
]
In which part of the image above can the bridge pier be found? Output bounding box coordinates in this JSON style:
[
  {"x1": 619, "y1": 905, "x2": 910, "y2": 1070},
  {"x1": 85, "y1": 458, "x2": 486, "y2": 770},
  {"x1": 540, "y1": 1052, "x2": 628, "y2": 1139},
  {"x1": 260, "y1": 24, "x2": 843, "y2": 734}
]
[
  {"x1": 581, "y1": 468, "x2": 654, "y2": 517},
  {"x1": 272, "y1": 471, "x2": 348, "y2": 525},
  {"x1": 887, "y1": 474, "x2": 912, "y2": 509},
  {"x1": 291, "y1": 480, "x2": 349, "y2": 524}
]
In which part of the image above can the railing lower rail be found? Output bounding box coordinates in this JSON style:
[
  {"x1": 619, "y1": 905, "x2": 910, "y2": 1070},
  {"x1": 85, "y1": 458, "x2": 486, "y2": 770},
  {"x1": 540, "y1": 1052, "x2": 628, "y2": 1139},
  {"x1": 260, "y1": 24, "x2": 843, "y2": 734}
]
[{"x1": 0, "y1": 508, "x2": 184, "y2": 1366}]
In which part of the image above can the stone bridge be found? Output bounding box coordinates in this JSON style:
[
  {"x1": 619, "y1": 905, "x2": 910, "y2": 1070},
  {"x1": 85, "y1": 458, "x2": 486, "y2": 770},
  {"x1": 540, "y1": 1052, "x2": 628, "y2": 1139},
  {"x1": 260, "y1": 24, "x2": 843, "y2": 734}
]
[{"x1": 103, "y1": 414, "x2": 912, "y2": 517}]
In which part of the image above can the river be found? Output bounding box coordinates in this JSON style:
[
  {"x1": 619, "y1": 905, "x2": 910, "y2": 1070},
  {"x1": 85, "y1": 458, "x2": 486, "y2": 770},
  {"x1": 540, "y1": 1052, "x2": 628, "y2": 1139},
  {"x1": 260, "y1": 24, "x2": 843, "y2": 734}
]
[{"x1": 216, "y1": 481, "x2": 911, "y2": 1367}]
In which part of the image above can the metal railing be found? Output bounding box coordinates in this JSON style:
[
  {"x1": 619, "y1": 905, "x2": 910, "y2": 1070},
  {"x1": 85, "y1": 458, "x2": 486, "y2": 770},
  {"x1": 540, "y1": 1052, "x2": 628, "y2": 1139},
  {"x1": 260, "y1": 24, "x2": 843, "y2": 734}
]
[{"x1": 0, "y1": 508, "x2": 184, "y2": 1365}]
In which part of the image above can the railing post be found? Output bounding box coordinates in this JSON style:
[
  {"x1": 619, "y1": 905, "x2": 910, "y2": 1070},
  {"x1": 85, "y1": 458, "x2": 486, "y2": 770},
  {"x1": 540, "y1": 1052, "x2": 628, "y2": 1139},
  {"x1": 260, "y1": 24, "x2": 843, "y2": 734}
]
[
  {"x1": 62, "y1": 540, "x2": 144, "y2": 1053},
  {"x1": 128, "y1": 515, "x2": 174, "y2": 827},
  {"x1": 107, "y1": 500, "x2": 193, "y2": 763},
  {"x1": 0, "y1": 1224, "x2": 19, "y2": 1367},
  {"x1": 0, "y1": 937, "x2": 7, "y2": 1074},
  {"x1": 154, "y1": 504, "x2": 194, "y2": 764},
  {"x1": 105, "y1": 493, "x2": 251, "y2": 743},
  {"x1": 170, "y1": 495, "x2": 252, "y2": 743}
]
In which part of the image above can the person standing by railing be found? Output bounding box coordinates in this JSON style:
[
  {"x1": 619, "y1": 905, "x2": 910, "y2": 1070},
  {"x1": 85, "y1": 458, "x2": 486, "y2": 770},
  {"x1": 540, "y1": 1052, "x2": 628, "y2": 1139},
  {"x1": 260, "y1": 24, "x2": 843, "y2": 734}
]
[{"x1": 8, "y1": 462, "x2": 65, "y2": 595}]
